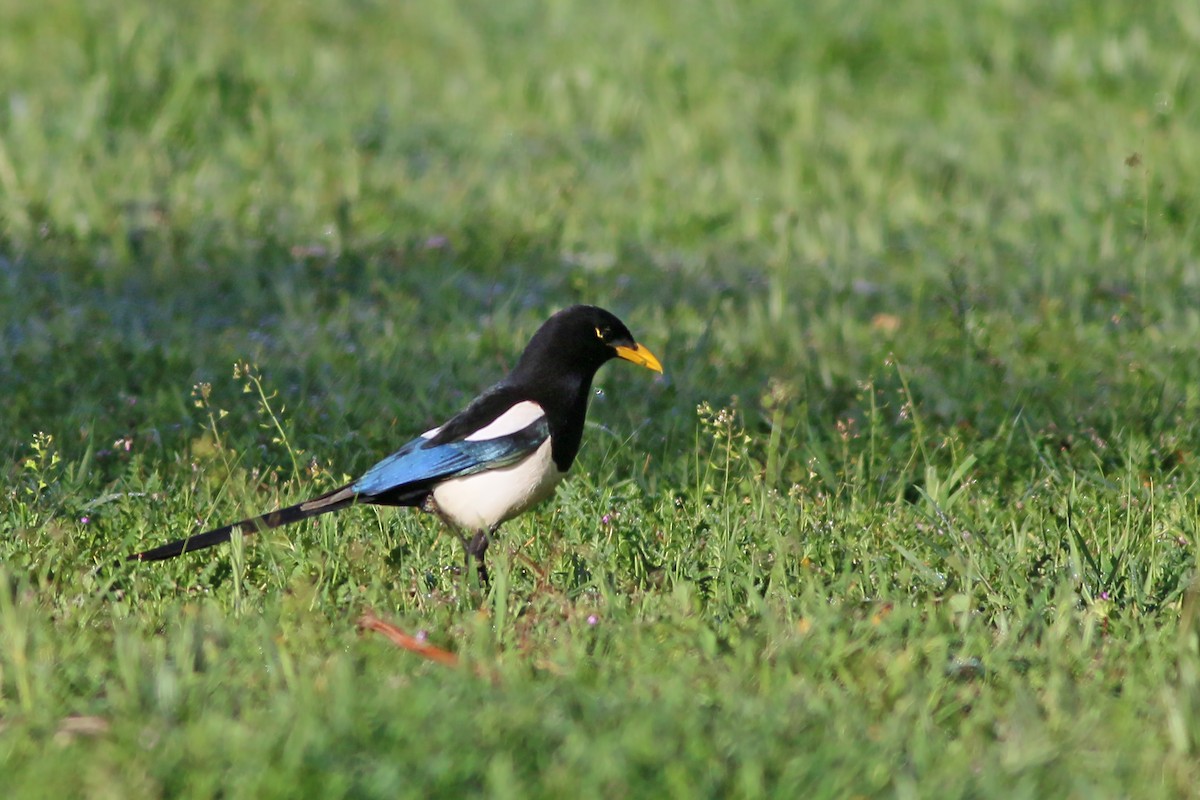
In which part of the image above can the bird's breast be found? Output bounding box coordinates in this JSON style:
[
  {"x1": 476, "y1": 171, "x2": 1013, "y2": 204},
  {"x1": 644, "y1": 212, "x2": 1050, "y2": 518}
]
[{"x1": 429, "y1": 437, "x2": 565, "y2": 531}]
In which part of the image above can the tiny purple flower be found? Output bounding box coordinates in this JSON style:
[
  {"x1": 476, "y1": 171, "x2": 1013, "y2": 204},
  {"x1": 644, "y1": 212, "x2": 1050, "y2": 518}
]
[
  {"x1": 79, "y1": 516, "x2": 90, "y2": 524},
  {"x1": 1099, "y1": 591, "x2": 1110, "y2": 601},
  {"x1": 587, "y1": 614, "x2": 599, "y2": 626},
  {"x1": 601, "y1": 514, "x2": 612, "y2": 525},
  {"x1": 416, "y1": 630, "x2": 428, "y2": 642}
]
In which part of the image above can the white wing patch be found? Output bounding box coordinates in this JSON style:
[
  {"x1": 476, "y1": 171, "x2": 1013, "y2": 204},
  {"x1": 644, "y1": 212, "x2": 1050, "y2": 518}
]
[
  {"x1": 420, "y1": 401, "x2": 545, "y2": 442},
  {"x1": 464, "y1": 400, "x2": 546, "y2": 441}
]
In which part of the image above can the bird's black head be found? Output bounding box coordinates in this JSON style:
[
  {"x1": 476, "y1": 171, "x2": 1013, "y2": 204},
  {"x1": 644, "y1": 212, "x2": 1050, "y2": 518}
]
[
  {"x1": 501, "y1": 305, "x2": 661, "y2": 471},
  {"x1": 512, "y1": 305, "x2": 663, "y2": 383}
]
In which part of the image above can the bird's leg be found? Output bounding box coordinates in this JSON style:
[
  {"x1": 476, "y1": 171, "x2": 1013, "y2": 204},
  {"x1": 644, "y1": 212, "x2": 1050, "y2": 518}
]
[
  {"x1": 465, "y1": 531, "x2": 490, "y2": 588},
  {"x1": 454, "y1": 532, "x2": 472, "y2": 577},
  {"x1": 453, "y1": 529, "x2": 491, "y2": 590}
]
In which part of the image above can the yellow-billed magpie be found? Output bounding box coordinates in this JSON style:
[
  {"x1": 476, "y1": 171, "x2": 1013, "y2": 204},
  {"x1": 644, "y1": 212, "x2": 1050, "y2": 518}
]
[{"x1": 129, "y1": 305, "x2": 662, "y2": 580}]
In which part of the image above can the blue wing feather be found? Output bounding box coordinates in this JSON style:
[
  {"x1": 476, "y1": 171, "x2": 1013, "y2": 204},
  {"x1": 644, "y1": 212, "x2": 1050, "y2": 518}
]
[{"x1": 352, "y1": 418, "x2": 550, "y2": 498}]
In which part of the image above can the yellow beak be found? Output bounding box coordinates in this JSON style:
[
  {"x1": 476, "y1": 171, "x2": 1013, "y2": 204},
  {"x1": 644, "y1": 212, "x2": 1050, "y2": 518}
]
[{"x1": 614, "y1": 343, "x2": 664, "y2": 374}]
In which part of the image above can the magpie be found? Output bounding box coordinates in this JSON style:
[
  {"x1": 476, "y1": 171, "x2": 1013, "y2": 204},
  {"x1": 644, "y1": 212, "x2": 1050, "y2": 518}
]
[{"x1": 129, "y1": 305, "x2": 663, "y2": 582}]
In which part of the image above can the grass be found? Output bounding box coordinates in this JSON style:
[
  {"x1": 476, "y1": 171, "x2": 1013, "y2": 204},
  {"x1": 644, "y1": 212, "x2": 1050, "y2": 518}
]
[{"x1": 3, "y1": 0, "x2": 1200, "y2": 795}]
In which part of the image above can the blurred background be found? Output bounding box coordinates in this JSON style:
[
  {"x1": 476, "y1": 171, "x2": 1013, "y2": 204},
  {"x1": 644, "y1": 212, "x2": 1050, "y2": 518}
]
[
  {"x1": 4, "y1": 0, "x2": 1197, "y2": 456},
  {"x1": 3, "y1": 1, "x2": 1200, "y2": 795}
]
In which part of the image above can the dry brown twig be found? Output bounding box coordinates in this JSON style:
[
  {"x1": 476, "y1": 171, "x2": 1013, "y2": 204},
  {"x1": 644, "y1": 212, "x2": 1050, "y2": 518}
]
[{"x1": 357, "y1": 612, "x2": 460, "y2": 667}]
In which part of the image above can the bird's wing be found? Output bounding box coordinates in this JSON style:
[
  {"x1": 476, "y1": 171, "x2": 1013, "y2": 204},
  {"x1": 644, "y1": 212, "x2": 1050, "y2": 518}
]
[{"x1": 351, "y1": 414, "x2": 550, "y2": 498}]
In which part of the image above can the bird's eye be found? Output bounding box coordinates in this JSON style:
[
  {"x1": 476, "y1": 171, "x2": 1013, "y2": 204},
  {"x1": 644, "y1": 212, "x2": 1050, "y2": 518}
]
[{"x1": 595, "y1": 326, "x2": 609, "y2": 341}]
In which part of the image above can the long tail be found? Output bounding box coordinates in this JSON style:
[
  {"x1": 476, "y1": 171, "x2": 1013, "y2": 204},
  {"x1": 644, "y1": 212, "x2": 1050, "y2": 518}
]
[{"x1": 129, "y1": 484, "x2": 359, "y2": 562}]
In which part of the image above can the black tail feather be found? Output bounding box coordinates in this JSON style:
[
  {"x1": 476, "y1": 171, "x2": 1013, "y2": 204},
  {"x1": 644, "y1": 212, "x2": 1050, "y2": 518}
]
[{"x1": 129, "y1": 485, "x2": 359, "y2": 562}]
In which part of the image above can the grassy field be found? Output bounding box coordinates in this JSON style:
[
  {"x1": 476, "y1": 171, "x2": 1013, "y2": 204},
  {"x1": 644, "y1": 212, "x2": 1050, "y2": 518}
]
[{"x1": 3, "y1": 0, "x2": 1200, "y2": 795}]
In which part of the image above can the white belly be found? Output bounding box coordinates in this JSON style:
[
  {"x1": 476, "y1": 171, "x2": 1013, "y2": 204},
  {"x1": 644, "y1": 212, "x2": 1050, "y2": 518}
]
[{"x1": 430, "y1": 437, "x2": 565, "y2": 531}]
